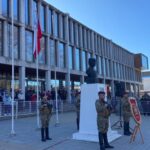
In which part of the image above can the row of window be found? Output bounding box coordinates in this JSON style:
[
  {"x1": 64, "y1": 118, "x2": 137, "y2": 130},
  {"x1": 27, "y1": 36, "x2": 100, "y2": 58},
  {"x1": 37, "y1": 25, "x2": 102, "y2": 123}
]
[{"x1": 1, "y1": 0, "x2": 135, "y2": 67}]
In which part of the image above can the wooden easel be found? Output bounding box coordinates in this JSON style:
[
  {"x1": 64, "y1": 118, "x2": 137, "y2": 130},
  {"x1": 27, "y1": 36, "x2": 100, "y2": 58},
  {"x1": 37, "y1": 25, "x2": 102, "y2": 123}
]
[{"x1": 130, "y1": 124, "x2": 144, "y2": 144}]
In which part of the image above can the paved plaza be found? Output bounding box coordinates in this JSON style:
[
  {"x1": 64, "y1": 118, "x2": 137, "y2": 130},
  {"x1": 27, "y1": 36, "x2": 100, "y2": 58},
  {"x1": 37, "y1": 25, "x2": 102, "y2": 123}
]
[{"x1": 0, "y1": 112, "x2": 149, "y2": 150}]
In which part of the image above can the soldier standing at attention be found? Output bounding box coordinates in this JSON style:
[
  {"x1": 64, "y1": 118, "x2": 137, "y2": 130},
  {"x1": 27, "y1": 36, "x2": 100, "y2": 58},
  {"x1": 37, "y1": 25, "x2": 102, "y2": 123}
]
[
  {"x1": 75, "y1": 91, "x2": 81, "y2": 130},
  {"x1": 95, "y1": 91, "x2": 114, "y2": 150},
  {"x1": 39, "y1": 96, "x2": 52, "y2": 142},
  {"x1": 122, "y1": 92, "x2": 132, "y2": 136}
]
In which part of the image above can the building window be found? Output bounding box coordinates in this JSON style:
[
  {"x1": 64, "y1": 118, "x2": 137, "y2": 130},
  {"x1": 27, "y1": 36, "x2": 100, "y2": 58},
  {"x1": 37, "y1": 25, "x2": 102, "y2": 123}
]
[
  {"x1": 48, "y1": 9, "x2": 52, "y2": 35},
  {"x1": 8, "y1": 25, "x2": 19, "y2": 59},
  {"x1": 14, "y1": 0, "x2": 19, "y2": 21},
  {"x1": 2, "y1": 0, "x2": 9, "y2": 17},
  {"x1": 99, "y1": 57, "x2": 102, "y2": 75},
  {"x1": 82, "y1": 51, "x2": 86, "y2": 72},
  {"x1": 41, "y1": 5, "x2": 46, "y2": 32},
  {"x1": 82, "y1": 27, "x2": 85, "y2": 48},
  {"x1": 75, "y1": 48, "x2": 80, "y2": 71},
  {"x1": 76, "y1": 24, "x2": 79, "y2": 46},
  {"x1": 25, "y1": 30, "x2": 33, "y2": 62},
  {"x1": 54, "y1": 12, "x2": 59, "y2": 37},
  {"x1": 0, "y1": 22, "x2": 2, "y2": 56},
  {"x1": 60, "y1": 16, "x2": 65, "y2": 39},
  {"x1": 68, "y1": 46, "x2": 73, "y2": 69},
  {"x1": 32, "y1": 1, "x2": 37, "y2": 27},
  {"x1": 68, "y1": 20, "x2": 72, "y2": 43},
  {"x1": 58, "y1": 42, "x2": 65, "y2": 68},
  {"x1": 73, "y1": 23, "x2": 76, "y2": 44},
  {"x1": 39, "y1": 36, "x2": 46, "y2": 64},
  {"x1": 50, "y1": 39, "x2": 56, "y2": 66},
  {"x1": 25, "y1": 0, "x2": 29, "y2": 25}
]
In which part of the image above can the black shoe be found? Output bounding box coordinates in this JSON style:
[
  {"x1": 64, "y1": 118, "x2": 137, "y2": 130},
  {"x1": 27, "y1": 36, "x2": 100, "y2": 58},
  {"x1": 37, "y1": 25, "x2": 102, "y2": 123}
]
[
  {"x1": 46, "y1": 137, "x2": 52, "y2": 140},
  {"x1": 124, "y1": 132, "x2": 131, "y2": 136},
  {"x1": 41, "y1": 138, "x2": 46, "y2": 142},
  {"x1": 105, "y1": 144, "x2": 114, "y2": 148}
]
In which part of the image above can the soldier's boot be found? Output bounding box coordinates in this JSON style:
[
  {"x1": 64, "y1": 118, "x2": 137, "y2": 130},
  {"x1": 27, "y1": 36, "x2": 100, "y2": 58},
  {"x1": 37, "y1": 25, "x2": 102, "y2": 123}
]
[
  {"x1": 103, "y1": 133, "x2": 114, "y2": 149},
  {"x1": 41, "y1": 128, "x2": 46, "y2": 142},
  {"x1": 124, "y1": 122, "x2": 130, "y2": 136},
  {"x1": 45, "y1": 127, "x2": 52, "y2": 140},
  {"x1": 76, "y1": 118, "x2": 79, "y2": 130},
  {"x1": 98, "y1": 132, "x2": 105, "y2": 150}
]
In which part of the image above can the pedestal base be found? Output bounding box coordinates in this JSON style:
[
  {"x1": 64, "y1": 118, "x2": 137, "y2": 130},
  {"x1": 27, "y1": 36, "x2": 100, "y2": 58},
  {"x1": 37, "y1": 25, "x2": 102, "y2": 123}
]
[
  {"x1": 73, "y1": 130, "x2": 121, "y2": 142},
  {"x1": 72, "y1": 84, "x2": 121, "y2": 142}
]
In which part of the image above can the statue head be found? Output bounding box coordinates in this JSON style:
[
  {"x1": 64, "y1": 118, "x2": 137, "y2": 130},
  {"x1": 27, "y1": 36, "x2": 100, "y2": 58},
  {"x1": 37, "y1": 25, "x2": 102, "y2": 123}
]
[{"x1": 88, "y1": 58, "x2": 96, "y2": 68}]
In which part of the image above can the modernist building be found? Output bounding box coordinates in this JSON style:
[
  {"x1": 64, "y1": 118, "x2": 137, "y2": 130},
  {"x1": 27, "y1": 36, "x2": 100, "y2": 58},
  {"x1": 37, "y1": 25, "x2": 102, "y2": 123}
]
[{"x1": 0, "y1": 0, "x2": 144, "y2": 101}]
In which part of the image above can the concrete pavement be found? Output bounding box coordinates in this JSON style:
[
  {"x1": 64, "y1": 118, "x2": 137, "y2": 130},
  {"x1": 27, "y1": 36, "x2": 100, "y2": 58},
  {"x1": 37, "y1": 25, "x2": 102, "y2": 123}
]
[{"x1": 0, "y1": 112, "x2": 149, "y2": 150}]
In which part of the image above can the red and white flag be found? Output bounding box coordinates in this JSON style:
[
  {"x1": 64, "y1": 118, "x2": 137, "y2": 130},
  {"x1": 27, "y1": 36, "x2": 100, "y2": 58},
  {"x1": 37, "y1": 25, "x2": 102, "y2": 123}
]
[{"x1": 33, "y1": 13, "x2": 42, "y2": 59}]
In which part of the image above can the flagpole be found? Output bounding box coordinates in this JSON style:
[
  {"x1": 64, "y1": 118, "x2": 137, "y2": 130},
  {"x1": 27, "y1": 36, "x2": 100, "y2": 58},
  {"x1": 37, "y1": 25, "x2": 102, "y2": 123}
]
[
  {"x1": 11, "y1": 0, "x2": 15, "y2": 135},
  {"x1": 35, "y1": 14, "x2": 40, "y2": 129},
  {"x1": 55, "y1": 67, "x2": 59, "y2": 126}
]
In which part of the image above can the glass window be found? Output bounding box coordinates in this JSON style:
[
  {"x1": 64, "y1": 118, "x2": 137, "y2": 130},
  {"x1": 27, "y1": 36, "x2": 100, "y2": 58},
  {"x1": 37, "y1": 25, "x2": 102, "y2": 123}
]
[
  {"x1": 73, "y1": 23, "x2": 76, "y2": 44},
  {"x1": 0, "y1": 22, "x2": 2, "y2": 56},
  {"x1": 76, "y1": 25, "x2": 79, "y2": 46},
  {"x1": 82, "y1": 51, "x2": 86, "y2": 72},
  {"x1": 54, "y1": 12, "x2": 59, "y2": 37},
  {"x1": 58, "y1": 42, "x2": 65, "y2": 68},
  {"x1": 14, "y1": 0, "x2": 19, "y2": 20},
  {"x1": 39, "y1": 36, "x2": 46, "y2": 64},
  {"x1": 68, "y1": 20, "x2": 72, "y2": 43},
  {"x1": 75, "y1": 48, "x2": 80, "y2": 71},
  {"x1": 25, "y1": 30, "x2": 33, "y2": 62},
  {"x1": 8, "y1": 24, "x2": 19, "y2": 59},
  {"x1": 48, "y1": 9, "x2": 52, "y2": 34},
  {"x1": 32, "y1": 1, "x2": 37, "y2": 27},
  {"x1": 82, "y1": 27, "x2": 85, "y2": 48},
  {"x1": 142, "y1": 55, "x2": 148, "y2": 69},
  {"x1": 50, "y1": 39, "x2": 56, "y2": 66},
  {"x1": 2, "y1": 0, "x2": 8, "y2": 17},
  {"x1": 99, "y1": 57, "x2": 102, "y2": 75},
  {"x1": 40, "y1": 5, "x2": 46, "y2": 32},
  {"x1": 25, "y1": 0, "x2": 29, "y2": 25},
  {"x1": 60, "y1": 16, "x2": 65, "y2": 39},
  {"x1": 103, "y1": 58, "x2": 106, "y2": 76},
  {"x1": 68, "y1": 46, "x2": 73, "y2": 69}
]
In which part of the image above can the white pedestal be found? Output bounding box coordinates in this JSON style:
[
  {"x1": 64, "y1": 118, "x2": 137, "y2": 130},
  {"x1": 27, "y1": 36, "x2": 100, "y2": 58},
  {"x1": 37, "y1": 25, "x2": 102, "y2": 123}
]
[{"x1": 73, "y1": 84, "x2": 121, "y2": 142}]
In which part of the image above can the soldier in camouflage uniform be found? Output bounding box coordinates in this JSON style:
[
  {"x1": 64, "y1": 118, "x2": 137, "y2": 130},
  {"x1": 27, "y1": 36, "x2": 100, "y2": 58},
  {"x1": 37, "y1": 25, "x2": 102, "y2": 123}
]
[
  {"x1": 95, "y1": 91, "x2": 114, "y2": 150},
  {"x1": 122, "y1": 92, "x2": 132, "y2": 136},
  {"x1": 75, "y1": 92, "x2": 80, "y2": 130},
  {"x1": 39, "y1": 96, "x2": 53, "y2": 142}
]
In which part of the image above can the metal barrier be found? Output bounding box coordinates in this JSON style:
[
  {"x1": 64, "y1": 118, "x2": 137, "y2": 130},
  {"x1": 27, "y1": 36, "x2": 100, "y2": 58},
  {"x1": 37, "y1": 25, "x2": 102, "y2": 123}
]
[{"x1": 0, "y1": 100, "x2": 76, "y2": 118}]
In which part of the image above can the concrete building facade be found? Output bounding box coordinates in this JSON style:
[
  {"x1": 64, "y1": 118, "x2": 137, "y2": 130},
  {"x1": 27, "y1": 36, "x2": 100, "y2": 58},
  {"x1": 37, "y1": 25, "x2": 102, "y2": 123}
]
[{"x1": 0, "y1": 0, "x2": 143, "y2": 102}]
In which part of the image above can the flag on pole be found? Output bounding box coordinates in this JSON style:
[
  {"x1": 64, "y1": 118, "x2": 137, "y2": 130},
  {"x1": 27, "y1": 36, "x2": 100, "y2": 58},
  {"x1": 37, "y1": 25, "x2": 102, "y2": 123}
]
[{"x1": 33, "y1": 16, "x2": 42, "y2": 59}]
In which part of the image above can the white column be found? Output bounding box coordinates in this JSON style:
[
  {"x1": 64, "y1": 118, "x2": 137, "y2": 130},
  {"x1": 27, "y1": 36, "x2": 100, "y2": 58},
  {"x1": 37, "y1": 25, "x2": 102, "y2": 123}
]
[
  {"x1": 80, "y1": 75, "x2": 84, "y2": 84},
  {"x1": 19, "y1": 66, "x2": 25, "y2": 100},
  {"x1": 65, "y1": 13, "x2": 71, "y2": 103},
  {"x1": 111, "y1": 80, "x2": 115, "y2": 97},
  {"x1": 45, "y1": 70, "x2": 51, "y2": 91}
]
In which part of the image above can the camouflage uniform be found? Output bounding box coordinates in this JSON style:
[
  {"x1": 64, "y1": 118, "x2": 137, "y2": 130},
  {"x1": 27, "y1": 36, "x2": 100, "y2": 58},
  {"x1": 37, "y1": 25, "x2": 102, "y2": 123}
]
[
  {"x1": 39, "y1": 98, "x2": 52, "y2": 141},
  {"x1": 95, "y1": 99, "x2": 111, "y2": 133},
  {"x1": 122, "y1": 97, "x2": 131, "y2": 122},
  {"x1": 122, "y1": 96, "x2": 132, "y2": 135},
  {"x1": 95, "y1": 98, "x2": 114, "y2": 150},
  {"x1": 75, "y1": 94, "x2": 80, "y2": 130}
]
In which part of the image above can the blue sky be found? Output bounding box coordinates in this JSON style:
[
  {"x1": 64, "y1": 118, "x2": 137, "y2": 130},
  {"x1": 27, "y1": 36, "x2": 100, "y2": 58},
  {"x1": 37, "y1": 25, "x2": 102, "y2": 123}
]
[{"x1": 45, "y1": 0, "x2": 150, "y2": 67}]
